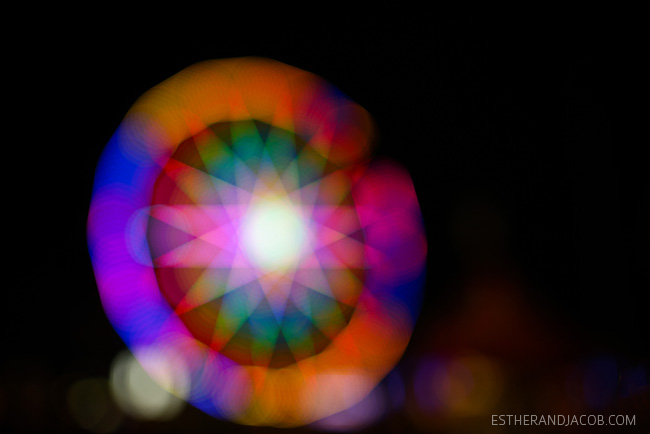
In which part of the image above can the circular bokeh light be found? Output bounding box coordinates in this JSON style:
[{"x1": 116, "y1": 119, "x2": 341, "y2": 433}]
[{"x1": 88, "y1": 57, "x2": 426, "y2": 427}]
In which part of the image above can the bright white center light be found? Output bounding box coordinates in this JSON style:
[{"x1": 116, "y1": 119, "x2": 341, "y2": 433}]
[{"x1": 241, "y1": 197, "x2": 308, "y2": 271}]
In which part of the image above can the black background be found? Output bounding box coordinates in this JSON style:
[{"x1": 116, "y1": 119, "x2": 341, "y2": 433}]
[{"x1": 7, "y1": 14, "x2": 648, "y2": 433}]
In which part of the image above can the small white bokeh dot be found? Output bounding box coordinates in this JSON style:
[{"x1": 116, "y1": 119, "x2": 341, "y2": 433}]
[{"x1": 109, "y1": 349, "x2": 186, "y2": 421}]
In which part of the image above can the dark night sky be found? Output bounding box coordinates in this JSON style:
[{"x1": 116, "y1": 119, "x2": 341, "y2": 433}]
[{"x1": 8, "y1": 14, "x2": 648, "y2": 433}]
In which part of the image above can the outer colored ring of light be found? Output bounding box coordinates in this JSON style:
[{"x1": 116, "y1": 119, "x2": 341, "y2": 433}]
[{"x1": 87, "y1": 58, "x2": 427, "y2": 427}]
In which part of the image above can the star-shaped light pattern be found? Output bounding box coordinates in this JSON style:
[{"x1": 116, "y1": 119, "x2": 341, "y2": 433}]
[
  {"x1": 88, "y1": 58, "x2": 427, "y2": 427},
  {"x1": 151, "y1": 120, "x2": 366, "y2": 368}
]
